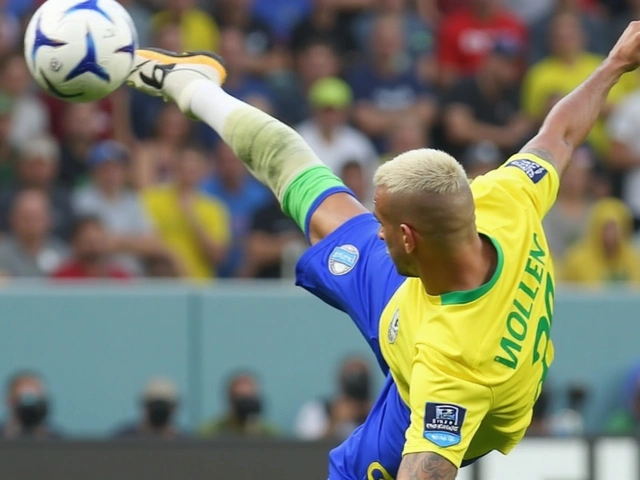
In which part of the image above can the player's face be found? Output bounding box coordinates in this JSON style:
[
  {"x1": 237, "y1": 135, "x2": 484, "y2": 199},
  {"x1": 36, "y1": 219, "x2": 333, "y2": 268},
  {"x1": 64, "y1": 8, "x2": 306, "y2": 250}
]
[{"x1": 374, "y1": 187, "x2": 418, "y2": 277}]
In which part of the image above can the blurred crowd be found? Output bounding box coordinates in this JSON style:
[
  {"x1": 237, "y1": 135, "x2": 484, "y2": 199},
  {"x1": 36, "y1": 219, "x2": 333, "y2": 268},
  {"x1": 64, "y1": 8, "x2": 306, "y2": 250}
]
[
  {"x1": 3, "y1": 0, "x2": 640, "y2": 284},
  {"x1": 0, "y1": 357, "x2": 377, "y2": 440}
]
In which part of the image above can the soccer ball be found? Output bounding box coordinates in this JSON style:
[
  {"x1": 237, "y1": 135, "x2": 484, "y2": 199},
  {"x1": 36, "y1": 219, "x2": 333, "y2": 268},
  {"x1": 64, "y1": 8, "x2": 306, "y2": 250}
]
[{"x1": 24, "y1": 0, "x2": 138, "y2": 102}]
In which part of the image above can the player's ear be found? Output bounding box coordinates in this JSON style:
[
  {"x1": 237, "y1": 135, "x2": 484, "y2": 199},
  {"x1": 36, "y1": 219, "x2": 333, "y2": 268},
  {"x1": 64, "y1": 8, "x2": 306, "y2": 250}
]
[{"x1": 400, "y1": 224, "x2": 415, "y2": 253}]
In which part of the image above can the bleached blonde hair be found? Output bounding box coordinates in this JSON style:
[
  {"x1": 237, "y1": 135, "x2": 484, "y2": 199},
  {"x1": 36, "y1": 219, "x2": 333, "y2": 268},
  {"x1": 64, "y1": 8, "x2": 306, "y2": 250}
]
[{"x1": 373, "y1": 148, "x2": 468, "y2": 195}]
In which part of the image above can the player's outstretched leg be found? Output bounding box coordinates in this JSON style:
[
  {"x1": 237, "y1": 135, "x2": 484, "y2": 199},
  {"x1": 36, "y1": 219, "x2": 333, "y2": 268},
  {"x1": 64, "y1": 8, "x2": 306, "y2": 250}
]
[{"x1": 127, "y1": 48, "x2": 353, "y2": 234}]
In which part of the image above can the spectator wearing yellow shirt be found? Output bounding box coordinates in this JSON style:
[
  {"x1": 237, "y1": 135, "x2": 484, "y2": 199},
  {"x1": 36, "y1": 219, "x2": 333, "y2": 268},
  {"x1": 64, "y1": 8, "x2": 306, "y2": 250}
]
[
  {"x1": 522, "y1": 12, "x2": 638, "y2": 158},
  {"x1": 151, "y1": 0, "x2": 220, "y2": 52},
  {"x1": 561, "y1": 198, "x2": 640, "y2": 285},
  {"x1": 142, "y1": 148, "x2": 230, "y2": 279}
]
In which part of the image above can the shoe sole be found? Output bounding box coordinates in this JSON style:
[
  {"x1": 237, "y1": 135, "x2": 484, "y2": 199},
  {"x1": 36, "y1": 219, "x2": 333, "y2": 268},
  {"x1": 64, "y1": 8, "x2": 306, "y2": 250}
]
[{"x1": 136, "y1": 48, "x2": 228, "y2": 85}]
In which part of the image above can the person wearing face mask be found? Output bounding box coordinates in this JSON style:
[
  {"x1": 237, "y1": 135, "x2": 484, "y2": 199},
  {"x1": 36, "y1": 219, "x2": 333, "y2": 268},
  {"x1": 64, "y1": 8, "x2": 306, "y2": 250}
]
[
  {"x1": 0, "y1": 371, "x2": 62, "y2": 440},
  {"x1": 198, "y1": 372, "x2": 278, "y2": 438},
  {"x1": 295, "y1": 357, "x2": 373, "y2": 440},
  {"x1": 113, "y1": 378, "x2": 184, "y2": 439}
]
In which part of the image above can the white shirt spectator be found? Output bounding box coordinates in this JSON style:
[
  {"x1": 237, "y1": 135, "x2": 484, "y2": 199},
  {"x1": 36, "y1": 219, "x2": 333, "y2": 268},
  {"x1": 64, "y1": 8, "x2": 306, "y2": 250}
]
[
  {"x1": 73, "y1": 185, "x2": 153, "y2": 274},
  {"x1": 607, "y1": 91, "x2": 640, "y2": 220},
  {"x1": 296, "y1": 120, "x2": 377, "y2": 175}
]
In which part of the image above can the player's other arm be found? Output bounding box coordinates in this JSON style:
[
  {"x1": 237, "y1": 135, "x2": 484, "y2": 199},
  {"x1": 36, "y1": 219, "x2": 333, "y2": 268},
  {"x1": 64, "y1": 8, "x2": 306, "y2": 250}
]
[
  {"x1": 522, "y1": 21, "x2": 640, "y2": 175},
  {"x1": 397, "y1": 453, "x2": 457, "y2": 480}
]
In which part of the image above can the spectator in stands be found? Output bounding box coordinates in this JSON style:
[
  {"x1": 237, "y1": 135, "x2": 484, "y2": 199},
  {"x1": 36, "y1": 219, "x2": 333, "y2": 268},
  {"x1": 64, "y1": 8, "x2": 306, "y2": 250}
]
[
  {"x1": 297, "y1": 77, "x2": 377, "y2": 175},
  {"x1": 133, "y1": 104, "x2": 194, "y2": 189},
  {"x1": 117, "y1": 0, "x2": 152, "y2": 47},
  {"x1": 271, "y1": 39, "x2": 342, "y2": 126},
  {"x1": 289, "y1": 0, "x2": 357, "y2": 56},
  {"x1": 0, "y1": 93, "x2": 17, "y2": 185},
  {"x1": 295, "y1": 357, "x2": 373, "y2": 440},
  {"x1": 199, "y1": 371, "x2": 277, "y2": 438},
  {"x1": 0, "y1": 371, "x2": 62, "y2": 440},
  {"x1": 436, "y1": 0, "x2": 526, "y2": 88},
  {"x1": 544, "y1": 146, "x2": 595, "y2": 261},
  {"x1": 522, "y1": 12, "x2": 638, "y2": 158},
  {"x1": 347, "y1": 14, "x2": 436, "y2": 150},
  {"x1": 151, "y1": 0, "x2": 219, "y2": 52},
  {"x1": 464, "y1": 141, "x2": 502, "y2": 179},
  {"x1": 214, "y1": 0, "x2": 277, "y2": 77},
  {"x1": 73, "y1": 141, "x2": 169, "y2": 276},
  {"x1": 144, "y1": 148, "x2": 230, "y2": 280},
  {"x1": 113, "y1": 378, "x2": 184, "y2": 439},
  {"x1": 607, "y1": 361, "x2": 640, "y2": 434},
  {"x1": 340, "y1": 160, "x2": 370, "y2": 207},
  {"x1": 57, "y1": 102, "x2": 103, "y2": 188},
  {"x1": 251, "y1": 0, "x2": 313, "y2": 41},
  {"x1": 611, "y1": 0, "x2": 640, "y2": 49},
  {"x1": 243, "y1": 195, "x2": 304, "y2": 278},
  {"x1": 0, "y1": 190, "x2": 68, "y2": 278},
  {"x1": 380, "y1": 117, "x2": 427, "y2": 163},
  {"x1": 0, "y1": 12, "x2": 20, "y2": 60},
  {"x1": 529, "y1": 0, "x2": 607, "y2": 65},
  {"x1": 605, "y1": 83, "x2": 640, "y2": 228},
  {"x1": 52, "y1": 216, "x2": 131, "y2": 280},
  {"x1": 129, "y1": 23, "x2": 184, "y2": 140},
  {"x1": 442, "y1": 39, "x2": 531, "y2": 162},
  {"x1": 197, "y1": 27, "x2": 274, "y2": 148},
  {"x1": 561, "y1": 199, "x2": 640, "y2": 284},
  {"x1": 0, "y1": 136, "x2": 74, "y2": 241},
  {"x1": 0, "y1": 53, "x2": 49, "y2": 149},
  {"x1": 526, "y1": 388, "x2": 551, "y2": 436},
  {"x1": 353, "y1": 0, "x2": 434, "y2": 68},
  {"x1": 201, "y1": 143, "x2": 268, "y2": 278}
]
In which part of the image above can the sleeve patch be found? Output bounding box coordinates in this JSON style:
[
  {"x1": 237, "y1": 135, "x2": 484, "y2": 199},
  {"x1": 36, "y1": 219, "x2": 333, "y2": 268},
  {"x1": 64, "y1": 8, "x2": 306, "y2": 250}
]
[
  {"x1": 423, "y1": 403, "x2": 467, "y2": 447},
  {"x1": 328, "y1": 244, "x2": 360, "y2": 275},
  {"x1": 505, "y1": 158, "x2": 548, "y2": 184}
]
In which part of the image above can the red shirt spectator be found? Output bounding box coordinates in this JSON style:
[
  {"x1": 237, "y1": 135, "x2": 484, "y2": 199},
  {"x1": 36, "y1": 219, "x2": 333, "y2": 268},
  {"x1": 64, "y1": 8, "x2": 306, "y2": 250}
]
[
  {"x1": 51, "y1": 216, "x2": 132, "y2": 281},
  {"x1": 52, "y1": 261, "x2": 130, "y2": 280},
  {"x1": 437, "y1": 2, "x2": 526, "y2": 87}
]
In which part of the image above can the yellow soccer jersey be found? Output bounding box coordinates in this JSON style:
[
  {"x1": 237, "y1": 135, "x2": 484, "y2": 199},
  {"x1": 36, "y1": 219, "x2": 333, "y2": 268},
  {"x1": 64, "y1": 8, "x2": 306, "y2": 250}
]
[{"x1": 378, "y1": 153, "x2": 559, "y2": 467}]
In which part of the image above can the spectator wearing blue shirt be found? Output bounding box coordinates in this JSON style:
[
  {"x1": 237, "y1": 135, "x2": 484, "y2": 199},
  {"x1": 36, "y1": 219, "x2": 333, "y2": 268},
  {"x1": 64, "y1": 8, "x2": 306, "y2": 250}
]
[
  {"x1": 252, "y1": 0, "x2": 312, "y2": 41},
  {"x1": 270, "y1": 39, "x2": 342, "y2": 126},
  {"x1": 347, "y1": 14, "x2": 436, "y2": 152},
  {"x1": 352, "y1": 0, "x2": 434, "y2": 66},
  {"x1": 201, "y1": 143, "x2": 270, "y2": 278}
]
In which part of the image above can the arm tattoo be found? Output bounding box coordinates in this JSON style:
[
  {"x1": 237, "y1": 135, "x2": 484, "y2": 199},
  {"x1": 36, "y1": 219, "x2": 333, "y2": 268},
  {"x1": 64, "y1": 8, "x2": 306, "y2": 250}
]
[
  {"x1": 520, "y1": 147, "x2": 556, "y2": 166},
  {"x1": 397, "y1": 453, "x2": 457, "y2": 480}
]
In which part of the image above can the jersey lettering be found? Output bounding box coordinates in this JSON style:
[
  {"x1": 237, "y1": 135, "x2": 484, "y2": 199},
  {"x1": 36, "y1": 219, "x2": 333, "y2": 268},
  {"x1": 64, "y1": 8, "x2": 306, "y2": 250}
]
[{"x1": 495, "y1": 233, "x2": 547, "y2": 369}]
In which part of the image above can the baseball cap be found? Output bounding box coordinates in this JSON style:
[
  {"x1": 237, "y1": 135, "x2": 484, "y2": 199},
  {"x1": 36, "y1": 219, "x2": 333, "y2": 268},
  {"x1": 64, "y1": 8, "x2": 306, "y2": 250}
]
[
  {"x1": 0, "y1": 94, "x2": 13, "y2": 116},
  {"x1": 20, "y1": 136, "x2": 60, "y2": 163},
  {"x1": 309, "y1": 77, "x2": 352, "y2": 109},
  {"x1": 87, "y1": 140, "x2": 129, "y2": 168},
  {"x1": 142, "y1": 378, "x2": 179, "y2": 403}
]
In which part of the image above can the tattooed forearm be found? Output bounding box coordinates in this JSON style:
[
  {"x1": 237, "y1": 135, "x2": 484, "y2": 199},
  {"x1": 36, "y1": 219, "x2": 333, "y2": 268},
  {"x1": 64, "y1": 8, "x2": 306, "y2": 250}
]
[{"x1": 397, "y1": 453, "x2": 457, "y2": 480}]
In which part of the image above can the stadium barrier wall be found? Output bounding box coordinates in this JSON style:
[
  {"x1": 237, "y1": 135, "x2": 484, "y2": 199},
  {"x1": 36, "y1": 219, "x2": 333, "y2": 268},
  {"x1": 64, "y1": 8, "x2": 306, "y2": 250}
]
[
  {"x1": 0, "y1": 282, "x2": 637, "y2": 436},
  {"x1": 0, "y1": 437, "x2": 637, "y2": 480}
]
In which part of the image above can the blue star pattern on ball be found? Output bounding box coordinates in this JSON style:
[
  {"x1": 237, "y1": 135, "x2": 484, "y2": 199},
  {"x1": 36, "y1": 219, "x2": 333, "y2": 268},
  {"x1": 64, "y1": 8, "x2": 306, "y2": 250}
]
[
  {"x1": 65, "y1": 30, "x2": 110, "y2": 82},
  {"x1": 64, "y1": 0, "x2": 113, "y2": 23},
  {"x1": 31, "y1": 15, "x2": 66, "y2": 67},
  {"x1": 116, "y1": 41, "x2": 135, "y2": 57}
]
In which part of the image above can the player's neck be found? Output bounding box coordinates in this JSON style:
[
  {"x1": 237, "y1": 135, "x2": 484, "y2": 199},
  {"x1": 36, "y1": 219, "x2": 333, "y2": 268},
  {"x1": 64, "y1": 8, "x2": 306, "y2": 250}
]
[{"x1": 418, "y1": 234, "x2": 497, "y2": 297}]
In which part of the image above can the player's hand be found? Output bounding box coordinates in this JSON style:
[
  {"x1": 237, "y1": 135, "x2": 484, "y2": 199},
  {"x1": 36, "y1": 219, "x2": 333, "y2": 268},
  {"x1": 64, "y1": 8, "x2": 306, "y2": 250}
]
[{"x1": 609, "y1": 21, "x2": 640, "y2": 71}]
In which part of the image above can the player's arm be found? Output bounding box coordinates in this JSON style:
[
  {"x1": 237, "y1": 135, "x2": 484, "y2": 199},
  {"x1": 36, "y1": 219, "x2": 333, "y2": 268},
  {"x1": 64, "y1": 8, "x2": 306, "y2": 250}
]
[
  {"x1": 522, "y1": 21, "x2": 640, "y2": 175},
  {"x1": 397, "y1": 452, "x2": 457, "y2": 480}
]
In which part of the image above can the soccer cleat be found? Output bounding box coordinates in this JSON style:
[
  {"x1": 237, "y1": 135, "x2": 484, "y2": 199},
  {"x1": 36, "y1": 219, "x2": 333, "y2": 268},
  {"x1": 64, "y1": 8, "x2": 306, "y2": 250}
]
[{"x1": 126, "y1": 48, "x2": 227, "y2": 116}]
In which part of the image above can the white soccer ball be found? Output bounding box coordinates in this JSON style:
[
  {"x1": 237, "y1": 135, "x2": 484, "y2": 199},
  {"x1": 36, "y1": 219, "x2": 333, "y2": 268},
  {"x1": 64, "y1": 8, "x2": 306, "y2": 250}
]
[{"x1": 24, "y1": 0, "x2": 138, "y2": 102}]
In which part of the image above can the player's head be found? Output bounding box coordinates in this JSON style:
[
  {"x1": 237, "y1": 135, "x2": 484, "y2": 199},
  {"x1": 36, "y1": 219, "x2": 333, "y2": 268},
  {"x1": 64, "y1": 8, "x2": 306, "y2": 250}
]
[{"x1": 373, "y1": 149, "x2": 474, "y2": 277}]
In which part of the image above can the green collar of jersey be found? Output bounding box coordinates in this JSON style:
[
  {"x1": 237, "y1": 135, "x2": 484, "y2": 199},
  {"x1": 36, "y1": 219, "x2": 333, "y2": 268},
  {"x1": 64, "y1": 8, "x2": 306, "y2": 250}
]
[{"x1": 440, "y1": 235, "x2": 504, "y2": 306}]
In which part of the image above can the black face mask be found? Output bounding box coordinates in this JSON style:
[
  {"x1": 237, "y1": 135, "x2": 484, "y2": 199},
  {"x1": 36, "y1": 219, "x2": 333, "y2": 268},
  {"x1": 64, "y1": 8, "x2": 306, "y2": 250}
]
[
  {"x1": 343, "y1": 371, "x2": 370, "y2": 401},
  {"x1": 16, "y1": 395, "x2": 48, "y2": 430},
  {"x1": 146, "y1": 400, "x2": 173, "y2": 429},
  {"x1": 232, "y1": 395, "x2": 262, "y2": 422}
]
